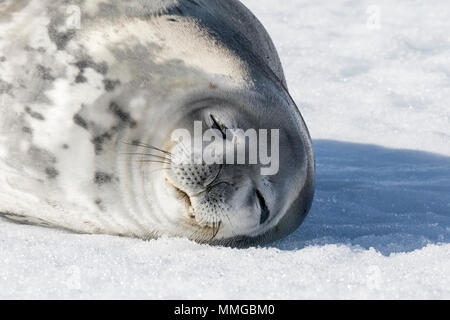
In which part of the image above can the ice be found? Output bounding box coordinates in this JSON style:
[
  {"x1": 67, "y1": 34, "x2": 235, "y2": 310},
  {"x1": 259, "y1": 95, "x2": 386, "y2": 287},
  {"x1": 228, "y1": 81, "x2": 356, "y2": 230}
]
[{"x1": 0, "y1": 0, "x2": 449, "y2": 299}]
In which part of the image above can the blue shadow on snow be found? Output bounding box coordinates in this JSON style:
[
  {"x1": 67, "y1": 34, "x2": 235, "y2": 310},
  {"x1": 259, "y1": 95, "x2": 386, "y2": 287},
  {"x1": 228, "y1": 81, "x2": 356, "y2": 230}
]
[{"x1": 271, "y1": 140, "x2": 450, "y2": 255}]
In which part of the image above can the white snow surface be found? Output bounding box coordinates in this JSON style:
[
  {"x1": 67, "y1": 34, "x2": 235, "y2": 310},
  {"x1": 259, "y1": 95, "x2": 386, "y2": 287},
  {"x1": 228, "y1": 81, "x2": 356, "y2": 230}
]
[{"x1": 1, "y1": 0, "x2": 449, "y2": 299}]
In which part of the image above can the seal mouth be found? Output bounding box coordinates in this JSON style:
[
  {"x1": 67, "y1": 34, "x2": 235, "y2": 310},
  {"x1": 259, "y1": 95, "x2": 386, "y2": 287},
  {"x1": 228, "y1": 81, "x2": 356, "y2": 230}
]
[
  {"x1": 165, "y1": 178, "x2": 195, "y2": 220},
  {"x1": 164, "y1": 179, "x2": 222, "y2": 238}
]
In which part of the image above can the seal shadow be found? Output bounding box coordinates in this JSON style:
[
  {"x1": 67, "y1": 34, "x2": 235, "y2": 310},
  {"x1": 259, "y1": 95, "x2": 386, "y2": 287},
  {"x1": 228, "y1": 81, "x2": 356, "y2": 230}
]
[{"x1": 270, "y1": 140, "x2": 450, "y2": 256}]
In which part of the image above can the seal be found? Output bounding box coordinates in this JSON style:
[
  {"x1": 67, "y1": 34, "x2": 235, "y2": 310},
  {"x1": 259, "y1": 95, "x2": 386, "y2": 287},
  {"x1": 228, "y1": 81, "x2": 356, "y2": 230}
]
[{"x1": 0, "y1": 0, "x2": 315, "y2": 247}]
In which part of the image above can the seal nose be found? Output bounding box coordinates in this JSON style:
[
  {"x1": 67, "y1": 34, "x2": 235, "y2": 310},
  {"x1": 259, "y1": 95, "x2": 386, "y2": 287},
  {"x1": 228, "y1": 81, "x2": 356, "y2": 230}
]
[
  {"x1": 167, "y1": 139, "x2": 222, "y2": 195},
  {"x1": 170, "y1": 163, "x2": 221, "y2": 195}
]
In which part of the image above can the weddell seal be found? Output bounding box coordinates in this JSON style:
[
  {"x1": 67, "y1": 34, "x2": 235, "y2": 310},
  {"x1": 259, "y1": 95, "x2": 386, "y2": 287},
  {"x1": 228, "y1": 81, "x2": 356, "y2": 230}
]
[{"x1": 0, "y1": 0, "x2": 314, "y2": 246}]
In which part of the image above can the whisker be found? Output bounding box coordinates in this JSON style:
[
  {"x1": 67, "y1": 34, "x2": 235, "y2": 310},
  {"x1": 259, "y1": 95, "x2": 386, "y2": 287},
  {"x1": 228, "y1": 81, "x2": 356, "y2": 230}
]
[
  {"x1": 206, "y1": 169, "x2": 226, "y2": 191},
  {"x1": 136, "y1": 160, "x2": 172, "y2": 165},
  {"x1": 211, "y1": 220, "x2": 221, "y2": 240},
  {"x1": 121, "y1": 153, "x2": 171, "y2": 161},
  {"x1": 148, "y1": 167, "x2": 172, "y2": 174},
  {"x1": 122, "y1": 141, "x2": 173, "y2": 156},
  {"x1": 190, "y1": 227, "x2": 205, "y2": 241}
]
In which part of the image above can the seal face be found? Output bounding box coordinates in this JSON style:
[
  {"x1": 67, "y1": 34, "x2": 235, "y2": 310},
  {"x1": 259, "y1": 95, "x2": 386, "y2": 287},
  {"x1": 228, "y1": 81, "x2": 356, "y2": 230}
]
[{"x1": 0, "y1": 0, "x2": 315, "y2": 247}]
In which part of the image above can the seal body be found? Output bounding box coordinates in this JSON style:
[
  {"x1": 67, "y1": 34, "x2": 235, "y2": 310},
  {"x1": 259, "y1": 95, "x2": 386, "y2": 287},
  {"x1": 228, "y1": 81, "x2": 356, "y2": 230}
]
[{"x1": 0, "y1": 0, "x2": 314, "y2": 246}]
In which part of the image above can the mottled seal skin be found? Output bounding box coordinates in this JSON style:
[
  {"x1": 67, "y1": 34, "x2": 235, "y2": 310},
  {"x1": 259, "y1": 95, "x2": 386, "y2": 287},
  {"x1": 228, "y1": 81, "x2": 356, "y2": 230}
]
[{"x1": 0, "y1": 0, "x2": 314, "y2": 247}]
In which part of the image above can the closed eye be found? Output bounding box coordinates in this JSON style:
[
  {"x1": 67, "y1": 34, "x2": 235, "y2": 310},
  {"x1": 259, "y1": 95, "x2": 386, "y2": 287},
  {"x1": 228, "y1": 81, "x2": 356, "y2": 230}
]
[
  {"x1": 256, "y1": 190, "x2": 270, "y2": 224},
  {"x1": 210, "y1": 115, "x2": 227, "y2": 139}
]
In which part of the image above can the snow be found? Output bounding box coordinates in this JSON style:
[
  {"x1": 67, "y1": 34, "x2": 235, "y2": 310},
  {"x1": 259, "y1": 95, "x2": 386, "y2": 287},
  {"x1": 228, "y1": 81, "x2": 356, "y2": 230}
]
[
  {"x1": 1, "y1": 0, "x2": 449, "y2": 299},
  {"x1": 1, "y1": 222, "x2": 449, "y2": 299}
]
